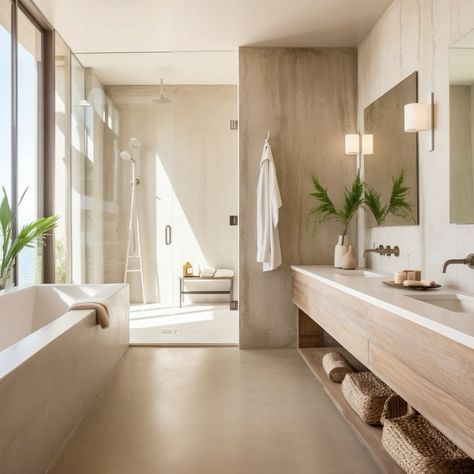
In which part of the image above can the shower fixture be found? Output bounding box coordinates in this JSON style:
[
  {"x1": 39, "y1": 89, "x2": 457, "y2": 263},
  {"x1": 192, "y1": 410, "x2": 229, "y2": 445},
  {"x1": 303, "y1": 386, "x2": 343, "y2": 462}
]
[
  {"x1": 120, "y1": 150, "x2": 133, "y2": 162},
  {"x1": 153, "y1": 78, "x2": 171, "y2": 104},
  {"x1": 129, "y1": 137, "x2": 142, "y2": 149},
  {"x1": 121, "y1": 137, "x2": 147, "y2": 304}
]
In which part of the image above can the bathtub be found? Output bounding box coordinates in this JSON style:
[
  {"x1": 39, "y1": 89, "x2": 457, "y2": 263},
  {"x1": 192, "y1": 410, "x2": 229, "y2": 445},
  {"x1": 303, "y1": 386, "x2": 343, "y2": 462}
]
[{"x1": 0, "y1": 284, "x2": 129, "y2": 474}]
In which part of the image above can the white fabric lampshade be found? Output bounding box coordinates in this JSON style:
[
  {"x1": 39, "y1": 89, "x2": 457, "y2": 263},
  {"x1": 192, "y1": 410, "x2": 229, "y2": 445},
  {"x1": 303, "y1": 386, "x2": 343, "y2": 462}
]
[
  {"x1": 404, "y1": 103, "x2": 431, "y2": 132},
  {"x1": 345, "y1": 134, "x2": 360, "y2": 154},
  {"x1": 362, "y1": 134, "x2": 373, "y2": 155}
]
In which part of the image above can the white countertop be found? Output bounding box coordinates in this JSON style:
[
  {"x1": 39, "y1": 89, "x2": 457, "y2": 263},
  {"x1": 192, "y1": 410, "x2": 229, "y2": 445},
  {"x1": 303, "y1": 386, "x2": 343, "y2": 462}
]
[{"x1": 291, "y1": 265, "x2": 474, "y2": 349}]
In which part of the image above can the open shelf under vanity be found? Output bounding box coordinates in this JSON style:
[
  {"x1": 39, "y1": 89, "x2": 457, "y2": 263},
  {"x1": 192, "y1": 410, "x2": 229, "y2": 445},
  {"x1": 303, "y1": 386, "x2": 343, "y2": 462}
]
[{"x1": 298, "y1": 346, "x2": 404, "y2": 474}]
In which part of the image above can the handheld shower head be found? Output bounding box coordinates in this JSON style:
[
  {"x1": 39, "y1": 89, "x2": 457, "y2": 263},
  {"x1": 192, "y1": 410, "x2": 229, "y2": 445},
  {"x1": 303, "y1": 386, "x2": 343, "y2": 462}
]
[{"x1": 120, "y1": 150, "x2": 133, "y2": 161}]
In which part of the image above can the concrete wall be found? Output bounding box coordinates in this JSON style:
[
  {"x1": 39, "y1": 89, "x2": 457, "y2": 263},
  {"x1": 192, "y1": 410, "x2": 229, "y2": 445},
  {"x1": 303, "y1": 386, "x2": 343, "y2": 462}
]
[
  {"x1": 239, "y1": 47, "x2": 358, "y2": 349},
  {"x1": 358, "y1": 0, "x2": 474, "y2": 291}
]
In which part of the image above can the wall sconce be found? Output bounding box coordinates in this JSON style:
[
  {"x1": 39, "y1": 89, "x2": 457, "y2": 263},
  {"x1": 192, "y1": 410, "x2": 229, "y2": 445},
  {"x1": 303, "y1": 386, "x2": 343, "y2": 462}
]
[
  {"x1": 404, "y1": 92, "x2": 434, "y2": 151},
  {"x1": 345, "y1": 134, "x2": 360, "y2": 155},
  {"x1": 345, "y1": 133, "x2": 373, "y2": 170}
]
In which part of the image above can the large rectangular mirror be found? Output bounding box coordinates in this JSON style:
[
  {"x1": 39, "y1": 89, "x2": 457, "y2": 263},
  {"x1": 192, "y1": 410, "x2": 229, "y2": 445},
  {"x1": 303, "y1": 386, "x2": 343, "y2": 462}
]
[
  {"x1": 450, "y1": 29, "x2": 474, "y2": 224},
  {"x1": 363, "y1": 72, "x2": 419, "y2": 226}
]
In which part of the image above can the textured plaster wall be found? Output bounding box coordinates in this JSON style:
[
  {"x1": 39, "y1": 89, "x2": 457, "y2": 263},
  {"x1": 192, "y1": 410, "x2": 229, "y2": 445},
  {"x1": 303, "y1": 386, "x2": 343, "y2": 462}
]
[
  {"x1": 358, "y1": 0, "x2": 474, "y2": 292},
  {"x1": 239, "y1": 47, "x2": 358, "y2": 349}
]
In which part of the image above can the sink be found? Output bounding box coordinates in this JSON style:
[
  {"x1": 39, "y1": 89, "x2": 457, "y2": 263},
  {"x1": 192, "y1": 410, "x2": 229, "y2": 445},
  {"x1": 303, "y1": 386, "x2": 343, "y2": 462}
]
[
  {"x1": 408, "y1": 293, "x2": 474, "y2": 314},
  {"x1": 335, "y1": 269, "x2": 383, "y2": 278}
]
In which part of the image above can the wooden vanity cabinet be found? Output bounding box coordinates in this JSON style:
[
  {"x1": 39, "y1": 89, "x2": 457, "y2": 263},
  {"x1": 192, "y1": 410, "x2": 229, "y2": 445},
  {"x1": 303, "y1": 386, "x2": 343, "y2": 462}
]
[{"x1": 292, "y1": 270, "x2": 474, "y2": 471}]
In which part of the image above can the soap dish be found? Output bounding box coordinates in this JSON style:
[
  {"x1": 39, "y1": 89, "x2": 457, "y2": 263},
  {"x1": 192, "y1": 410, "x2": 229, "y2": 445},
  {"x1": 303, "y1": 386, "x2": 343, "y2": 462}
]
[{"x1": 383, "y1": 281, "x2": 442, "y2": 291}]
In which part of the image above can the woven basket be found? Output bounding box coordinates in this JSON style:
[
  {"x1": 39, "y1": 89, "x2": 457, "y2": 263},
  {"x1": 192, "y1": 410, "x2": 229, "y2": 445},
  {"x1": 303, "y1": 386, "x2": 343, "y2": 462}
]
[
  {"x1": 382, "y1": 413, "x2": 474, "y2": 474},
  {"x1": 322, "y1": 352, "x2": 353, "y2": 383},
  {"x1": 381, "y1": 393, "x2": 416, "y2": 425},
  {"x1": 341, "y1": 371, "x2": 392, "y2": 425}
]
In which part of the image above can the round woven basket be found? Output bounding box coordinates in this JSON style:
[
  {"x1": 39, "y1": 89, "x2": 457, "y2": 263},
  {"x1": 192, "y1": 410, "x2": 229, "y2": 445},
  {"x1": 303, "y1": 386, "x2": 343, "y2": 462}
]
[
  {"x1": 322, "y1": 351, "x2": 352, "y2": 383},
  {"x1": 382, "y1": 413, "x2": 474, "y2": 474},
  {"x1": 341, "y1": 371, "x2": 392, "y2": 425}
]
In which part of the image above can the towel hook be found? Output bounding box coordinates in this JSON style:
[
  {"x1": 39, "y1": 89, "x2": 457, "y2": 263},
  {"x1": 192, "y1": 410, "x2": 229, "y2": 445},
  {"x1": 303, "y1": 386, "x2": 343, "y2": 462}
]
[{"x1": 265, "y1": 130, "x2": 271, "y2": 142}]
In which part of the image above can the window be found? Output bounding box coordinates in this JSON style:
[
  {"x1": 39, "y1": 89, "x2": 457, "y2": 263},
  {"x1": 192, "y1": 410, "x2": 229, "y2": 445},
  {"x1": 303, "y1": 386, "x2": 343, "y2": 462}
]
[
  {"x1": 17, "y1": 7, "x2": 43, "y2": 285},
  {"x1": 0, "y1": 0, "x2": 11, "y2": 200},
  {"x1": 0, "y1": 0, "x2": 49, "y2": 286},
  {"x1": 54, "y1": 33, "x2": 70, "y2": 283}
]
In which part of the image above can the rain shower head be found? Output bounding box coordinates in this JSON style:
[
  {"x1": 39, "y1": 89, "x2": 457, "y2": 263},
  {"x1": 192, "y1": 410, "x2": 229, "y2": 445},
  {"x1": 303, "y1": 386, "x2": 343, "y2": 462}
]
[{"x1": 153, "y1": 78, "x2": 171, "y2": 104}]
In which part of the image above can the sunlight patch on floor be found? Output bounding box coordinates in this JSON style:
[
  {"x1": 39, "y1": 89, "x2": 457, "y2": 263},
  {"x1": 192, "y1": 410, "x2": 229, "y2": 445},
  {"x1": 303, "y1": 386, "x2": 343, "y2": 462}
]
[{"x1": 129, "y1": 303, "x2": 238, "y2": 345}]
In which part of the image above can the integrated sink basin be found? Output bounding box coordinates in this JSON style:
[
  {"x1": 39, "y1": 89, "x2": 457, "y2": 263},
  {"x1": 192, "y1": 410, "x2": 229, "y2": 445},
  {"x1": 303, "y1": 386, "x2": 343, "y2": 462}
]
[
  {"x1": 408, "y1": 293, "x2": 474, "y2": 314},
  {"x1": 335, "y1": 269, "x2": 384, "y2": 277}
]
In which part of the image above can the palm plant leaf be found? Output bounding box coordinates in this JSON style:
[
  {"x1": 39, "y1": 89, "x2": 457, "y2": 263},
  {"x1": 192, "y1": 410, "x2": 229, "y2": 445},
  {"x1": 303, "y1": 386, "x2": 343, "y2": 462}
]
[
  {"x1": 0, "y1": 189, "x2": 13, "y2": 273},
  {"x1": 309, "y1": 173, "x2": 364, "y2": 236},
  {"x1": 309, "y1": 175, "x2": 338, "y2": 224},
  {"x1": 364, "y1": 171, "x2": 414, "y2": 225},
  {"x1": 364, "y1": 186, "x2": 386, "y2": 225},
  {"x1": 338, "y1": 174, "x2": 364, "y2": 235},
  {"x1": 0, "y1": 187, "x2": 59, "y2": 283},
  {"x1": 386, "y1": 171, "x2": 414, "y2": 222}
]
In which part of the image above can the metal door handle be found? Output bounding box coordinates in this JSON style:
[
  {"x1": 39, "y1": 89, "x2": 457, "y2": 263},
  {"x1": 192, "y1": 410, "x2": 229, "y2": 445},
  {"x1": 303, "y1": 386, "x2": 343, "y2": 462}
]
[{"x1": 165, "y1": 225, "x2": 172, "y2": 245}]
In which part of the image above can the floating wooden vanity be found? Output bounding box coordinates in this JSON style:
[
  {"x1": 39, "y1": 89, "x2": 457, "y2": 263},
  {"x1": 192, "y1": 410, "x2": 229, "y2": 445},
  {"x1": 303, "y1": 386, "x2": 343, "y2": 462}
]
[{"x1": 292, "y1": 266, "x2": 474, "y2": 473}]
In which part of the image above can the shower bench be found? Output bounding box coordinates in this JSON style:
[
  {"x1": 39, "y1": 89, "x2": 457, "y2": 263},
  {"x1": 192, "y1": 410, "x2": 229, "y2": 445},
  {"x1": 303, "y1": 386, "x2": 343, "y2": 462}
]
[{"x1": 179, "y1": 276, "x2": 234, "y2": 308}]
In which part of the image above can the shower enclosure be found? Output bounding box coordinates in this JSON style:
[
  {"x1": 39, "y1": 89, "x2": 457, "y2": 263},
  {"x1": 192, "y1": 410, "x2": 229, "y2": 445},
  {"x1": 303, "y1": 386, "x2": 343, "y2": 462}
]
[{"x1": 66, "y1": 51, "x2": 239, "y2": 345}]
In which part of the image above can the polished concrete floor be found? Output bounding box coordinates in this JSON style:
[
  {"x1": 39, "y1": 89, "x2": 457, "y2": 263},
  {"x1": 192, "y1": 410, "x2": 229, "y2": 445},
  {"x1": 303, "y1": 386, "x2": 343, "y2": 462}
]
[
  {"x1": 130, "y1": 303, "x2": 239, "y2": 345},
  {"x1": 48, "y1": 348, "x2": 379, "y2": 474}
]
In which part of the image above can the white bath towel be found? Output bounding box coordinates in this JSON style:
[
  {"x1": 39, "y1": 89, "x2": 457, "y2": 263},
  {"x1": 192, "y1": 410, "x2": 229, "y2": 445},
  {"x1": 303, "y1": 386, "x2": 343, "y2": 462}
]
[
  {"x1": 257, "y1": 142, "x2": 282, "y2": 272},
  {"x1": 214, "y1": 269, "x2": 234, "y2": 278},
  {"x1": 200, "y1": 268, "x2": 216, "y2": 278},
  {"x1": 69, "y1": 299, "x2": 110, "y2": 329}
]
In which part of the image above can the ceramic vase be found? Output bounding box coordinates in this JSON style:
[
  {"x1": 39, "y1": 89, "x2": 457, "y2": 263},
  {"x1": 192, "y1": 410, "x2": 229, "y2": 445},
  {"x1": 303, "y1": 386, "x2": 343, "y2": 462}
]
[
  {"x1": 341, "y1": 245, "x2": 357, "y2": 270},
  {"x1": 334, "y1": 235, "x2": 348, "y2": 268}
]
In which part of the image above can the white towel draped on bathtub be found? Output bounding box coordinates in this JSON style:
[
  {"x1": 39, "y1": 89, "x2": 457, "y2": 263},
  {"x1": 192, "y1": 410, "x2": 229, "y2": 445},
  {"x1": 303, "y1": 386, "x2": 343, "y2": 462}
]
[
  {"x1": 69, "y1": 299, "x2": 110, "y2": 328},
  {"x1": 256, "y1": 142, "x2": 282, "y2": 272}
]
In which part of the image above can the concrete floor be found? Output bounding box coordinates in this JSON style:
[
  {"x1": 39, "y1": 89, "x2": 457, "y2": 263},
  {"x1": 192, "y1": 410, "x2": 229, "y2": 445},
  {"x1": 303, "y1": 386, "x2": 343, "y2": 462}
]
[
  {"x1": 130, "y1": 303, "x2": 239, "y2": 345},
  {"x1": 48, "y1": 348, "x2": 379, "y2": 474}
]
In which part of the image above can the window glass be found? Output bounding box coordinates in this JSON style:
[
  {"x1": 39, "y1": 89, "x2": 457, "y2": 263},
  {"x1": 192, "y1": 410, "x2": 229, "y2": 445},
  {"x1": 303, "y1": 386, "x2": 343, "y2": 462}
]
[
  {"x1": 54, "y1": 34, "x2": 70, "y2": 283},
  {"x1": 0, "y1": 0, "x2": 11, "y2": 201},
  {"x1": 17, "y1": 8, "x2": 43, "y2": 285}
]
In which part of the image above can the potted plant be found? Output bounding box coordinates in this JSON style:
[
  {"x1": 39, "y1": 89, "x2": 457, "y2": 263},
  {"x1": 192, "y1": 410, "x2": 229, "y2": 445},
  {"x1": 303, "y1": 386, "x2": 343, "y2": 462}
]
[
  {"x1": 0, "y1": 188, "x2": 58, "y2": 290},
  {"x1": 309, "y1": 173, "x2": 364, "y2": 268},
  {"x1": 363, "y1": 171, "x2": 415, "y2": 225}
]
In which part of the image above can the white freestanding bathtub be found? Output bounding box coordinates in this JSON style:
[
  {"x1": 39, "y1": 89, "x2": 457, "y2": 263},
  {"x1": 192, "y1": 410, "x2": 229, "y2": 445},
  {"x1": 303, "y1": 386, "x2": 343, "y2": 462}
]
[{"x1": 0, "y1": 284, "x2": 129, "y2": 474}]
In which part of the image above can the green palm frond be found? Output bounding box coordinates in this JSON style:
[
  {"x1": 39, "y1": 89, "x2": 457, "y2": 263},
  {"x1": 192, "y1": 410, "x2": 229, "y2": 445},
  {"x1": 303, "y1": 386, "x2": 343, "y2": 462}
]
[
  {"x1": 0, "y1": 188, "x2": 59, "y2": 285},
  {"x1": 309, "y1": 173, "x2": 364, "y2": 236},
  {"x1": 338, "y1": 174, "x2": 364, "y2": 235},
  {"x1": 386, "y1": 171, "x2": 414, "y2": 222},
  {"x1": 309, "y1": 175, "x2": 338, "y2": 224},
  {"x1": 364, "y1": 186, "x2": 386, "y2": 225},
  {"x1": 364, "y1": 171, "x2": 414, "y2": 225}
]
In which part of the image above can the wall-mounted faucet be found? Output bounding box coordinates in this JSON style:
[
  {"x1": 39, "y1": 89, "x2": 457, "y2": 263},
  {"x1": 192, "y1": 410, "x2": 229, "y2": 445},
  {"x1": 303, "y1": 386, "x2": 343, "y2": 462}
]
[
  {"x1": 363, "y1": 244, "x2": 400, "y2": 258},
  {"x1": 363, "y1": 245, "x2": 384, "y2": 258},
  {"x1": 384, "y1": 245, "x2": 400, "y2": 257},
  {"x1": 442, "y1": 253, "x2": 474, "y2": 273}
]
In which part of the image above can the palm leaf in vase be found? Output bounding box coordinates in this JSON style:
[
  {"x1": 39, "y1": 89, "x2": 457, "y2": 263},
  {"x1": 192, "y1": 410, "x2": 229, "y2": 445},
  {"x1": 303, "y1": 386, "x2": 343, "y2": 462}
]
[{"x1": 309, "y1": 173, "x2": 364, "y2": 237}]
